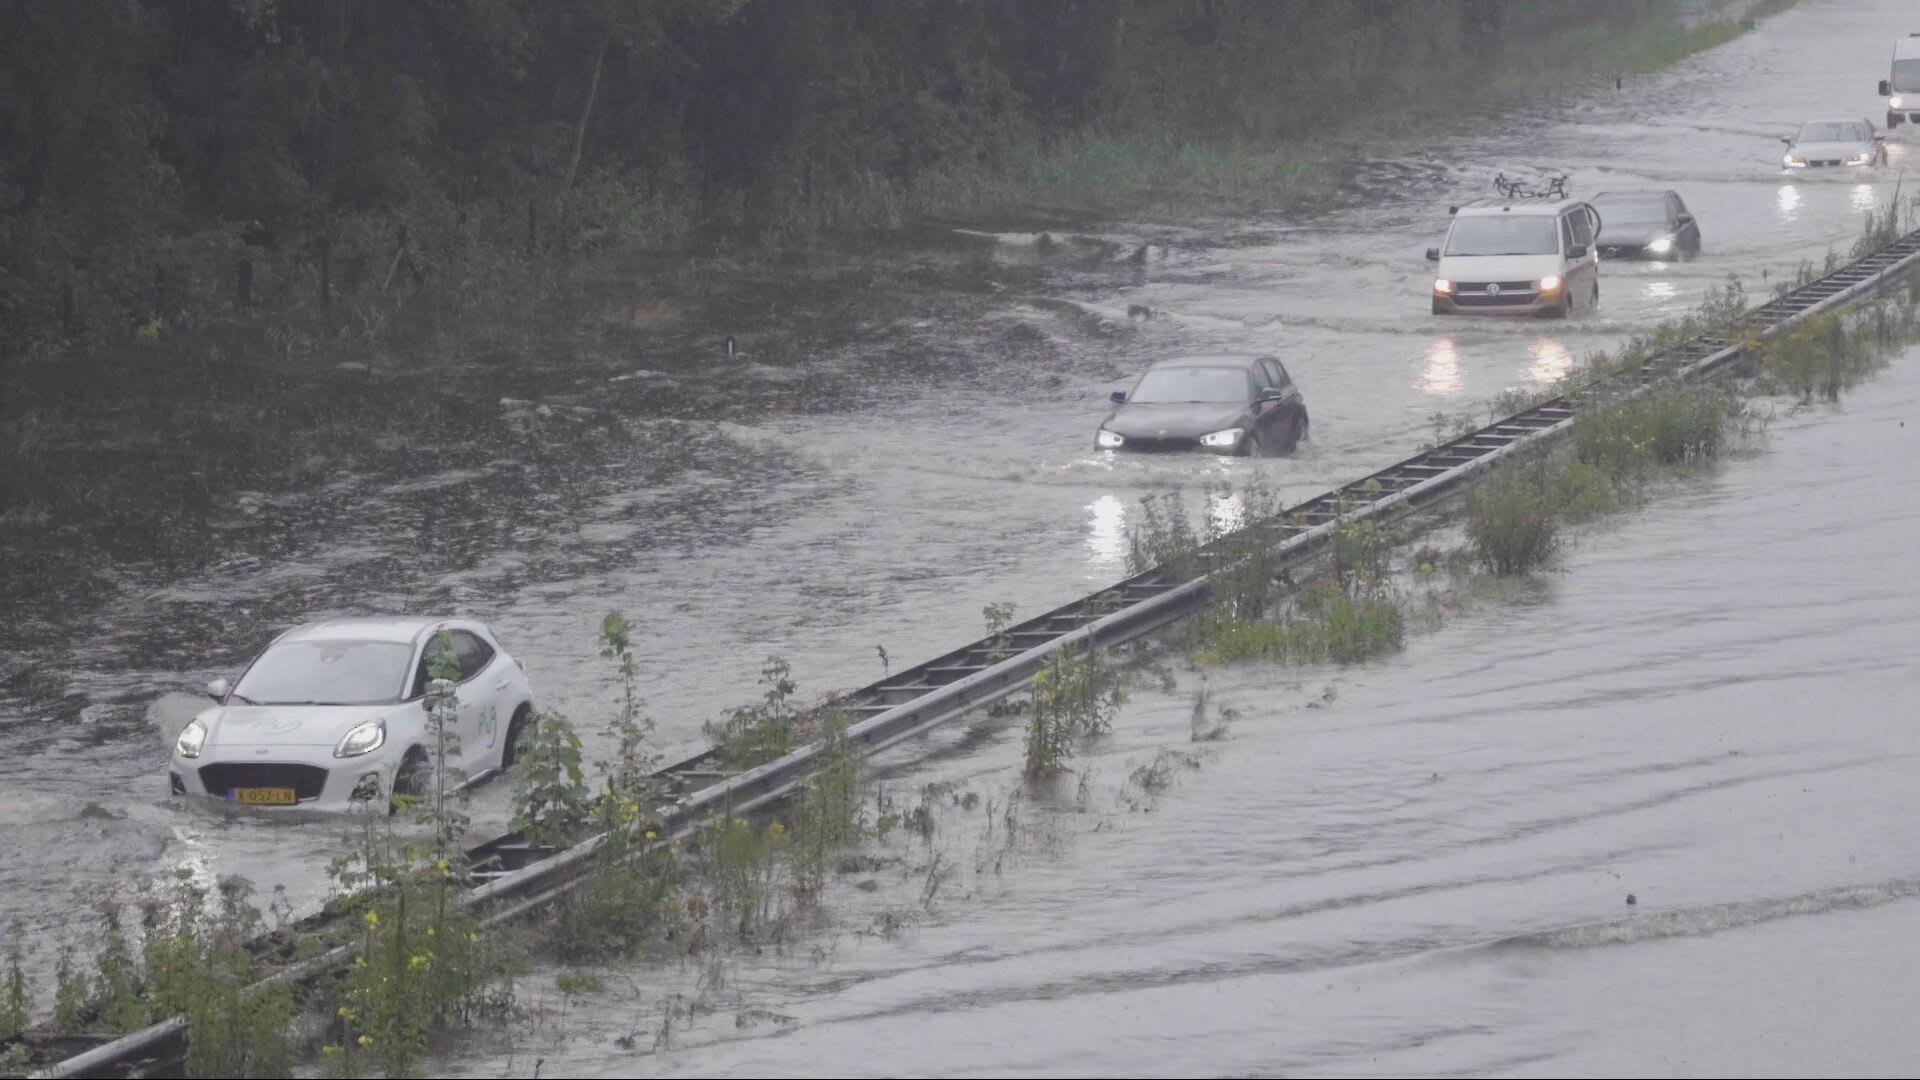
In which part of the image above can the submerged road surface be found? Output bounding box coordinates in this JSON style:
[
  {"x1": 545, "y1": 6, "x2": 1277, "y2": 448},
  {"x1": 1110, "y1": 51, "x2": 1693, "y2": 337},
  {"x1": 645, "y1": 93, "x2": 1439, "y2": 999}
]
[{"x1": 470, "y1": 300, "x2": 1920, "y2": 1080}]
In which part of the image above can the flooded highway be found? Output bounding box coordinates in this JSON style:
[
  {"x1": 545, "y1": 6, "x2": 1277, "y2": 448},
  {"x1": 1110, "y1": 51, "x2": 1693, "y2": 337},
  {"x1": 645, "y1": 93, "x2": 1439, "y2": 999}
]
[
  {"x1": 2, "y1": 3, "x2": 1918, "y2": 1069},
  {"x1": 518, "y1": 341, "x2": 1920, "y2": 1077}
]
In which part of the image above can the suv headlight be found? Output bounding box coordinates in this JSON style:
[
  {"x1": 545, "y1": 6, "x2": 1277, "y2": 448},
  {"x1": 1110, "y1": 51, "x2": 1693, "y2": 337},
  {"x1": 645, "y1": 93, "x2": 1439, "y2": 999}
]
[
  {"x1": 1647, "y1": 235, "x2": 1674, "y2": 254},
  {"x1": 175, "y1": 719, "x2": 208, "y2": 759},
  {"x1": 335, "y1": 719, "x2": 387, "y2": 758},
  {"x1": 1096, "y1": 429, "x2": 1125, "y2": 449},
  {"x1": 1537, "y1": 274, "x2": 1562, "y2": 292},
  {"x1": 1198, "y1": 428, "x2": 1243, "y2": 448}
]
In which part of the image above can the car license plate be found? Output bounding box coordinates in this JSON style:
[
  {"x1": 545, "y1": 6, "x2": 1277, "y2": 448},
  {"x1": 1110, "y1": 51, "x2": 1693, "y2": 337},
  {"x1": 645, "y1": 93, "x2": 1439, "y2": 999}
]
[{"x1": 233, "y1": 787, "x2": 297, "y2": 805}]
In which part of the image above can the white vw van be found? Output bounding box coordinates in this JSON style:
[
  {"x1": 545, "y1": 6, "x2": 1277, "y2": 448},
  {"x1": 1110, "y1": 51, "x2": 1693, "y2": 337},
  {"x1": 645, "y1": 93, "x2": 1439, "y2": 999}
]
[{"x1": 1426, "y1": 199, "x2": 1602, "y2": 318}]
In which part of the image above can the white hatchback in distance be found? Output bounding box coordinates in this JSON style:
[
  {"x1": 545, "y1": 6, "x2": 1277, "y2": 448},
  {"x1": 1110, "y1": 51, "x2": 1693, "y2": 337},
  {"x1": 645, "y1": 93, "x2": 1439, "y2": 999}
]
[{"x1": 170, "y1": 617, "x2": 537, "y2": 812}]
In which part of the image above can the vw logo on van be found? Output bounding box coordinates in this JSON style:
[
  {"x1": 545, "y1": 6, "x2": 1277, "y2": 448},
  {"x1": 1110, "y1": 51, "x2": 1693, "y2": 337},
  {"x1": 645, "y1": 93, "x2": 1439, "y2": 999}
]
[{"x1": 1486, "y1": 283, "x2": 1502, "y2": 296}]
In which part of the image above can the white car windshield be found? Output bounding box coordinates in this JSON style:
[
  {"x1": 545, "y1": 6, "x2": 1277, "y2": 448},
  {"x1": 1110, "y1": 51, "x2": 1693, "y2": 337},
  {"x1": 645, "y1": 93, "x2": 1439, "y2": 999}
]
[
  {"x1": 232, "y1": 639, "x2": 413, "y2": 705},
  {"x1": 1445, "y1": 216, "x2": 1559, "y2": 257},
  {"x1": 1592, "y1": 198, "x2": 1667, "y2": 225},
  {"x1": 1127, "y1": 366, "x2": 1249, "y2": 404},
  {"x1": 1796, "y1": 122, "x2": 1864, "y2": 143}
]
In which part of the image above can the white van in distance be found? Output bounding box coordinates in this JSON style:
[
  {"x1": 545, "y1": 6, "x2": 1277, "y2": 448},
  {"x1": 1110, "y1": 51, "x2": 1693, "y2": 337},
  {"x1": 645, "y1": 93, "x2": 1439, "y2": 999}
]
[{"x1": 1878, "y1": 34, "x2": 1920, "y2": 127}]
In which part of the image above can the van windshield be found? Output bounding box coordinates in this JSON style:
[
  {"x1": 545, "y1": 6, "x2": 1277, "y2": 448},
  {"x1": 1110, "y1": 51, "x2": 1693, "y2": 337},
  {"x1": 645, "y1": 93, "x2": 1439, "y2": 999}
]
[
  {"x1": 1895, "y1": 59, "x2": 1920, "y2": 94},
  {"x1": 1444, "y1": 216, "x2": 1559, "y2": 257}
]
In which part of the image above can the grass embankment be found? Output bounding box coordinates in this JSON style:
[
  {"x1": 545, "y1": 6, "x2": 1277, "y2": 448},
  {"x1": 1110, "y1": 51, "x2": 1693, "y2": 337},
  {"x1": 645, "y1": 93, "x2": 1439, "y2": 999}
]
[{"x1": 906, "y1": 0, "x2": 1795, "y2": 222}]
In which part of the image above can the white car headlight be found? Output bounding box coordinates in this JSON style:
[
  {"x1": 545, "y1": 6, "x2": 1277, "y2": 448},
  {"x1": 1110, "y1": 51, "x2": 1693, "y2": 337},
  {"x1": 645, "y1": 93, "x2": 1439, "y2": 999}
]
[
  {"x1": 1433, "y1": 278, "x2": 1453, "y2": 294},
  {"x1": 1784, "y1": 154, "x2": 1805, "y2": 167},
  {"x1": 1096, "y1": 429, "x2": 1125, "y2": 449},
  {"x1": 175, "y1": 719, "x2": 207, "y2": 759},
  {"x1": 1893, "y1": 95, "x2": 1905, "y2": 109},
  {"x1": 1537, "y1": 274, "x2": 1562, "y2": 292},
  {"x1": 1198, "y1": 428, "x2": 1243, "y2": 448},
  {"x1": 1847, "y1": 152, "x2": 1871, "y2": 165},
  {"x1": 335, "y1": 718, "x2": 387, "y2": 758},
  {"x1": 1647, "y1": 235, "x2": 1674, "y2": 254}
]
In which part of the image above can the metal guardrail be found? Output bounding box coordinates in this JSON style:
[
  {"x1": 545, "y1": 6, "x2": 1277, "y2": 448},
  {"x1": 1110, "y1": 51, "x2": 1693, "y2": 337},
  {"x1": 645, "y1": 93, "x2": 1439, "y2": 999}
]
[{"x1": 32, "y1": 226, "x2": 1920, "y2": 1079}]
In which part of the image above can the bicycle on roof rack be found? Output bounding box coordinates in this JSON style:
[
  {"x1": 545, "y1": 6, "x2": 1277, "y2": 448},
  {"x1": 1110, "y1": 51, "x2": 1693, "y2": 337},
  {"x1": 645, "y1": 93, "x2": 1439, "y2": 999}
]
[{"x1": 1493, "y1": 172, "x2": 1570, "y2": 200}]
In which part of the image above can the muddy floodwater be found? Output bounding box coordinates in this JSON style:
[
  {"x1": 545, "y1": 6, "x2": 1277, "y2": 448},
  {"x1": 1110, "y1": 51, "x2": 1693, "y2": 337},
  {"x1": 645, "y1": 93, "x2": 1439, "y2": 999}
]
[
  {"x1": 4, "y1": 0, "x2": 1920, "y2": 1072},
  {"x1": 488, "y1": 342, "x2": 1920, "y2": 1078}
]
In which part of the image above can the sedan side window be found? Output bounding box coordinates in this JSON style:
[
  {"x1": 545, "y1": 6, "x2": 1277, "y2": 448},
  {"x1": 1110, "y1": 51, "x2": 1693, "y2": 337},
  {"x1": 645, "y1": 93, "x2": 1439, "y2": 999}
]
[
  {"x1": 1250, "y1": 361, "x2": 1275, "y2": 391},
  {"x1": 1265, "y1": 359, "x2": 1293, "y2": 390}
]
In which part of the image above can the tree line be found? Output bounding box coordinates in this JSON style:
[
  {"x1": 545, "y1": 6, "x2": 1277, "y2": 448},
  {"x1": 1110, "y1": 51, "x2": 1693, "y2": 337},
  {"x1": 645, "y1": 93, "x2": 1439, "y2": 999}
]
[{"x1": 0, "y1": 0, "x2": 1668, "y2": 351}]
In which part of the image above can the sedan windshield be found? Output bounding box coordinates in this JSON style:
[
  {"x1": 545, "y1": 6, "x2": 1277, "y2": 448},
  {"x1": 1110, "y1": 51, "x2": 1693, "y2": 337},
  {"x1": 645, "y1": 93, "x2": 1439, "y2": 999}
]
[
  {"x1": 233, "y1": 639, "x2": 413, "y2": 706},
  {"x1": 1796, "y1": 122, "x2": 1865, "y2": 143},
  {"x1": 1592, "y1": 198, "x2": 1668, "y2": 226},
  {"x1": 1445, "y1": 216, "x2": 1559, "y2": 256},
  {"x1": 1127, "y1": 366, "x2": 1250, "y2": 404}
]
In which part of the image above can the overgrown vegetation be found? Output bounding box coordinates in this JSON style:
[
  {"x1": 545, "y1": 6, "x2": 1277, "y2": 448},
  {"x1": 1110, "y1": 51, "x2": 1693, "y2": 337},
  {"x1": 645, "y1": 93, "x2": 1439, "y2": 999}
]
[{"x1": 1023, "y1": 645, "x2": 1123, "y2": 777}]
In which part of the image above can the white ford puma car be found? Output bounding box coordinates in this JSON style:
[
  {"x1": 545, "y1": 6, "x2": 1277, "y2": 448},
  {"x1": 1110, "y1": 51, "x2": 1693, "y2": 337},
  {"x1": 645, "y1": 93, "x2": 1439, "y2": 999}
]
[{"x1": 170, "y1": 617, "x2": 537, "y2": 812}]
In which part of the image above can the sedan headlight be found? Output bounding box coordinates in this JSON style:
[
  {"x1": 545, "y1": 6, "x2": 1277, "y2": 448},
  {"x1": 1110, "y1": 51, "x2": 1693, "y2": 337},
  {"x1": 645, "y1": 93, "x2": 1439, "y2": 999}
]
[
  {"x1": 1096, "y1": 429, "x2": 1125, "y2": 449},
  {"x1": 335, "y1": 718, "x2": 387, "y2": 758},
  {"x1": 1198, "y1": 428, "x2": 1243, "y2": 448},
  {"x1": 1784, "y1": 154, "x2": 1806, "y2": 167},
  {"x1": 1647, "y1": 235, "x2": 1675, "y2": 254},
  {"x1": 1537, "y1": 274, "x2": 1562, "y2": 292},
  {"x1": 1847, "y1": 152, "x2": 1871, "y2": 165},
  {"x1": 175, "y1": 719, "x2": 207, "y2": 759},
  {"x1": 1433, "y1": 278, "x2": 1453, "y2": 294}
]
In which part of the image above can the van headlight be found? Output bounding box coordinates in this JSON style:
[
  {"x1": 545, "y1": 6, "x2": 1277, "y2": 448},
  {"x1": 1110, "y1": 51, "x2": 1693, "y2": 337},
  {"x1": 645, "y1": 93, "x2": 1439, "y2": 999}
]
[
  {"x1": 175, "y1": 719, "x2": 208, "y2": 759},
  {"x1": 1537, "y1": 274, "x2": 1562, "y2": 292},
  {"x1": 335, "y1": 719, "x2": 387, "y2": 758},
  {"x1": 1433, "y1": 279, "x2": 1453, "y2": 294},
  {"x1": 1647, "y1": 235, "x2": 1674, "y2": 254},
  {"x1": 1096, "y1": 429, "x2": 1125, "y2": 449},
  {"x1": 1198, "y1": 429, "x2": 1243, "y2": 448},
  {"x1": 1893, "y1": 95, "x2": 1906, "y2": 109}
]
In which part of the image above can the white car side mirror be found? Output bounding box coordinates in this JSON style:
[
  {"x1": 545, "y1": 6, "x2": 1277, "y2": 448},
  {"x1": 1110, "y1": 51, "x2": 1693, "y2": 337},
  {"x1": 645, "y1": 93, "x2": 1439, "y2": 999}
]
[{"x1": 206, "y1": 677, "x2": 230, "y2": 702}]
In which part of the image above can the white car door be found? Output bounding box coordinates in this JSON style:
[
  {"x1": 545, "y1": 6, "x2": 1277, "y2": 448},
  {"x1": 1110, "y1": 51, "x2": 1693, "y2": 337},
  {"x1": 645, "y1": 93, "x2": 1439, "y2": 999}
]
[{"x1": 447, "y1": 629, "x2": 506, "y2": 773}]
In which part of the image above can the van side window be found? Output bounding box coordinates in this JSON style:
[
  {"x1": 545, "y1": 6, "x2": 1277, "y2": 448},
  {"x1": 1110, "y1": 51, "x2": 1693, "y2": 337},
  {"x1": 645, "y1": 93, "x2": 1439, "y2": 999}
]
[
  {"x1": 1569, "y1": 209, "x2": 1594, "y2": 248},
  {"x1": 1560, "y1": 215, "x2": 1575, "y2": 253}
]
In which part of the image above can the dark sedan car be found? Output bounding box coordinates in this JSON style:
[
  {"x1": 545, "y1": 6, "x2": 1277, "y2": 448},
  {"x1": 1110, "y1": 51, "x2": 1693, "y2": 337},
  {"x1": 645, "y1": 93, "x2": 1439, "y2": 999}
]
[
  {"x1": 1097, "y1": 354, "x2": 1308, "y2": 456},
  {"x1": 1590, "y1": 190, "x2": 1701, "y2": 261}
]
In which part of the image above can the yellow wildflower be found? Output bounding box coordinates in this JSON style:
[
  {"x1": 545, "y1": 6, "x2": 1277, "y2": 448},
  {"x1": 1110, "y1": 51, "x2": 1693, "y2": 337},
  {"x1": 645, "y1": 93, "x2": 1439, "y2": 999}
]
[{"x1": 357, "y1": 1034, "x2": 375, "y2": 1048}]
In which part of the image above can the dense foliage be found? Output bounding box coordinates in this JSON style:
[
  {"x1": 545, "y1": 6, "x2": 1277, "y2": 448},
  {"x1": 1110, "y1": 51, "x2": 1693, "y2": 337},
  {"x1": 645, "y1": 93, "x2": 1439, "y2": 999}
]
[{"x1": 0, "y1": 0, "x2": 1683, "y2": 351}]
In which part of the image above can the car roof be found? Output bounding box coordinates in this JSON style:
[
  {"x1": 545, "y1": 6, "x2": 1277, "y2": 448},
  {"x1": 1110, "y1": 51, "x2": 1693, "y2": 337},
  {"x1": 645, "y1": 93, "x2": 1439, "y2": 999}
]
[
  {"x1": 1144, "y1": 354, "x2": 1267, "y2": 370},
  {"x1": 1453, "y1": 198, "x2": 1585, "y2": 217},
  {"x1": 1799, "y1": 118, "x2": 1869, "y2": 128},
  {"x1": 1896, "y1": 35, "x2": 1920, "y2": 59},
  {"x1": 276, "y1": 617, "x2": 478, "y2": 646},
  {"x1": 1590, "y1": 189, "x2": 1673, "y2": 200}
]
